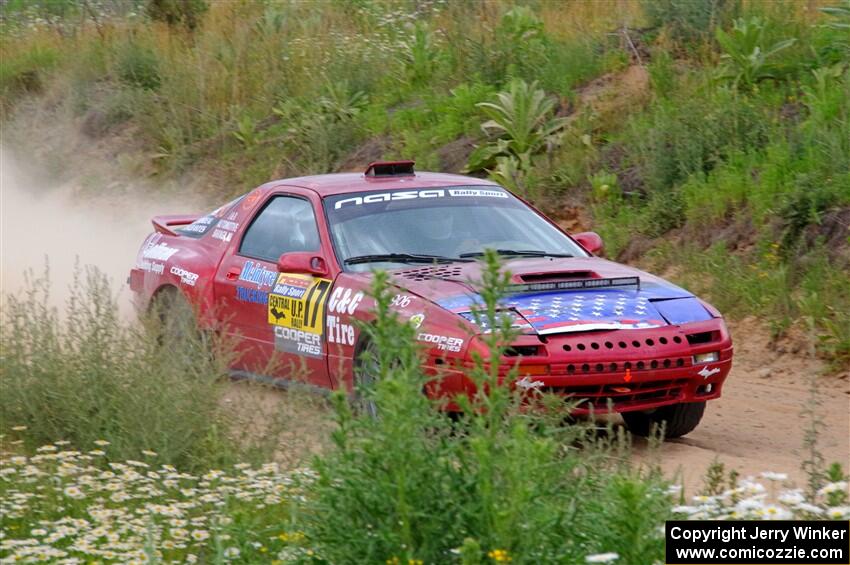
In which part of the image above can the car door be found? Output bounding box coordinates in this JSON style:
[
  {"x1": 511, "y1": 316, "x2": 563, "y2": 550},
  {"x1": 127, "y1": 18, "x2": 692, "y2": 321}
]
[{"x1": 213, "y1": 191, "x2": 333, "y2": 389}]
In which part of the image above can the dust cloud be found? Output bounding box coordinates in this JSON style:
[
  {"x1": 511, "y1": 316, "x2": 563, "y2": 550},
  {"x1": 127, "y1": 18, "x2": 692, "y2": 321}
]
[{"x1": 0, "y1": 145, "x2": 207, "y2": 313}]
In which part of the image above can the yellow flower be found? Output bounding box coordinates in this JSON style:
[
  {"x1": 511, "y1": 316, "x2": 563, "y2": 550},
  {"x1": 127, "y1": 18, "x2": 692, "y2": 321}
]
[
  {"x1": 488, "y1": 549, "x2": 512, "y2": 562},
  {"x1": 387, "y1": 558, "x2": 400, "y2": 565}
]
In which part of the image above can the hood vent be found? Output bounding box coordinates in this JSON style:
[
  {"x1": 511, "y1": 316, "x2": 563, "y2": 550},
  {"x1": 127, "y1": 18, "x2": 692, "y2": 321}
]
[
  {"x1": 518, "y1": 271, "x2": 595, "y2": 283},
  {"x1": 397, "y1": 265, "x2": 464, "y2": 281}
]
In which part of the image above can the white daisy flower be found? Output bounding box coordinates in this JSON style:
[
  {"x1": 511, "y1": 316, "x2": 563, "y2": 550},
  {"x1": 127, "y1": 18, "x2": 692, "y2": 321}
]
[{"x1": 586, "y1": 553, "x2": 619, "y2": 563}]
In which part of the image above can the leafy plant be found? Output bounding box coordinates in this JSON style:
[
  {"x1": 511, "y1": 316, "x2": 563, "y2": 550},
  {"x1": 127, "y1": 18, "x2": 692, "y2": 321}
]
[
  {"x1": 643, "y1": 0, "x2": 733, "y2": 44},
  {"x1": 714, "y1": 17, "x2": 796, "y2": 89},
  {"x1": 402, "y1": 22, "x2": 438, "y2": 86},
  {"x1": 466, "y1": 79, "x2": 567, "y2": 175},
  {"x1": 317, "y1": 79, "x2": 369, "y2": 122}
]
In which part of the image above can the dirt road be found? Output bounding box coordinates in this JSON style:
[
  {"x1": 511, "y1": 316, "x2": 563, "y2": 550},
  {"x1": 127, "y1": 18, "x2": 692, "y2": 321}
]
[{"x1": 633, "y1": 319, "x2": 850, "y2": 491}]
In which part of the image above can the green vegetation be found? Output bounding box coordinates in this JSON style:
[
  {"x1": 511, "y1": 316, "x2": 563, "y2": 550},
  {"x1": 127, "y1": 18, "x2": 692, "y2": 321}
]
[
  {"x1": 3, "y1": 2, "x2": 846, "y2": 365},
  {"x1": 0, "y1": 268, "x2": 290, "y2": 472},
  {"x1": 2, "y1": 257, "x2": 848, "y2": 563}
]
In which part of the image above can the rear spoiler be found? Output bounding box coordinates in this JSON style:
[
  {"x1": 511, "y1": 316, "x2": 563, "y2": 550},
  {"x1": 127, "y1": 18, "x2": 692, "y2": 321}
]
[{"x1": 151, "y1": 214, "x2": 201, "y2": 236}]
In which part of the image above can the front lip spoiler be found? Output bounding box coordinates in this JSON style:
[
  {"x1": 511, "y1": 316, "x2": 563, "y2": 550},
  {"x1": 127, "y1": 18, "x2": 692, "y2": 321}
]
[{"x1": 536, "y1": 321, "x2": 667, "y2": 335}]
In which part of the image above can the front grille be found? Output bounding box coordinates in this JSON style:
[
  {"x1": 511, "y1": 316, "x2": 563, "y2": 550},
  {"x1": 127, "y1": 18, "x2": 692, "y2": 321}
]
[
  {"x1": 564, "y1": 357, "x2": 689, "y2": 374},
  {"x1": 542, "y1": 378, "x2": 689, "y2": 410}
]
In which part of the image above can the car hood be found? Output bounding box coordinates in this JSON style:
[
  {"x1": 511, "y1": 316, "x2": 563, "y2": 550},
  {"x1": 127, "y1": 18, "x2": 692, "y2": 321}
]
[{"x1": 388, "y1": 257, "x2": 714, "y2": 335}]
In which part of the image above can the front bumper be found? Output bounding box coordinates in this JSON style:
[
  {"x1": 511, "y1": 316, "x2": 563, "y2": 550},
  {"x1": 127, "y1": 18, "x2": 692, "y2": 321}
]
[{"x1": 457, "y1": 320, "x2": 733, "y2": 414}]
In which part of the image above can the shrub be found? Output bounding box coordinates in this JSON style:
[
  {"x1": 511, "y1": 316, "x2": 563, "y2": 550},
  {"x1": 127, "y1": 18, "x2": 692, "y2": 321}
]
[
  {"x1": 0, "y1": 267, "x2": 281, "y2": 472},
  {"x1": 715, "y1": 17, "x2": 797, "y2": 90},
  {"x1": 115, "y1": 41, "x2": 161, "y2": 90},
  {"x1": 642, "y1": 0, "x2": 734, "y2": 44},
  {"x1": 466, "y1": 79, "x2": 567, "y2": 186}
]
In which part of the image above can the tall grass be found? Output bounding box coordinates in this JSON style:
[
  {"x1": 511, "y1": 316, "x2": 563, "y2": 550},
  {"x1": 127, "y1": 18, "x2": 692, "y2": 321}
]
[{"x1": 0, "y1": 267, "x2": 295, "y2": 471}]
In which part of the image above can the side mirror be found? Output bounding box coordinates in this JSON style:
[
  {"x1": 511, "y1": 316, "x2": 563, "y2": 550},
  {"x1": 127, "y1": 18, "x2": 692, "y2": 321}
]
[
  {"x1": 572, "y1": 231, "x2": 604, "y2": 255},
  {"x1": 277, "y1": 252, "x2": 329, "y2": 277}
]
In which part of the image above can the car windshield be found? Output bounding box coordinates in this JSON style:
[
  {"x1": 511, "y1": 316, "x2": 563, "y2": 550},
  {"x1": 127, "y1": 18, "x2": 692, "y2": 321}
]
[{"x1": 324, "y1": 186, "x2": 588, "y2": 271}]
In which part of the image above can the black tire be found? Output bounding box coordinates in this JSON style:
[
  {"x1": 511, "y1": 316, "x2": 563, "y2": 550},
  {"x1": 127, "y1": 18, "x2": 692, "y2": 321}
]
[
  {"x1": 353, "y1": 338, "x2": 380, "y2": 418},
  {"x1": 149, "y1": 286, "x2": 200, "y2": 350},
  {"x1": 622, "y1": 402, "x2": 706, "y2": 439}
]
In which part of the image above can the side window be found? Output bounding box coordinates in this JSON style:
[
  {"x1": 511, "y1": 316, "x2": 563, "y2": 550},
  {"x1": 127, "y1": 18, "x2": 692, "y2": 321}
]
[{"x1": 239, "y1": 196, "x2": 321, "y2": 261}]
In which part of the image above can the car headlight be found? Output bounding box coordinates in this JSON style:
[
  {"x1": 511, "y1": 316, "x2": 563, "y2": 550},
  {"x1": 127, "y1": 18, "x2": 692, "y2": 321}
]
[{"x1": 693, "y1": 351, "x2": 719, "y2": 364}]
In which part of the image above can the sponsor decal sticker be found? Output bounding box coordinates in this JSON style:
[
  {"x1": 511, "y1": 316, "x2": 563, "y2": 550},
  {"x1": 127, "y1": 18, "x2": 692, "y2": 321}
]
[
  {"x1": 239, "y1": 261, "x2": 278, "y2": 289},
  {"x1": 333, "y1": 188, "x2": 508, "y2": 209},
  {"x1": 235, "y1": 286, "x2": 268, "y2": 305},
  {"x1": 698, "y1": 366, "x2": 720, "y2": 379},
  {"x1": 391, "y1": 294, "x2": 412, "y2": 308},
  {"x1": 138, "y1": 260, "x2": 164, "y2": 275},
  {"x1": 409, "y1": 313, "x2": 425, "y2": 329},
  {"x1": 170, "y1": 266, "x2": 199, "y2": 286},
  {"x1": 242, "y1": 190, "x2": 262, "y2": 210},
  {"x1": 179, "y1": 214, "x2": 218, "y2": 237},
  {"x1": 328, "y1": 287, "x2": 364, "y2": 316},
  {"x1": 211, "y1": 229, "x2": 233, "y2": 243},
  {"x1": 515, "y1": 376, "x2": 543, "y2": 391},
  {"x1": 267, "y1": 277, "x2": 332, "y2": 333},
  {"x1": 142, "y1": 242, "x2": 179, "y2": 261},
  {"x1": 417, "y1": 333, "x2": 464, "y2": 353},
  {"x1": 272, "y1": 273, "x2": 311, "y2": 299},
  {"x1": 217, "y1": 220, "x2": 239, "y2": 232},
  {"x1": 326, "y1": 315, "x2": 356, "y2": 346},
  {"x1": 274, "y1": 326, "x2": 322, "y2": 358}
]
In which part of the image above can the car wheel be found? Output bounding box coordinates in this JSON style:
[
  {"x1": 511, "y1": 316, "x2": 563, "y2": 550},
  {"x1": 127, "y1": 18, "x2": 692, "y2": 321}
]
[
  {"x1": 150, "y1": 286, "x2": 199, "y2": 350},
  {"x1": 353, "y1": 338, "x2": 380, "y2": 418},
  {"x1": 621, "y1": 402, "x2": 706, "y2": 439}
]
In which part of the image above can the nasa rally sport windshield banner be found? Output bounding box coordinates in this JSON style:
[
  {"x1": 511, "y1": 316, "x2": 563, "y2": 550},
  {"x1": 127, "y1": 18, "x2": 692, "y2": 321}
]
[{"x1": 665, "y1": 520, "x2": 849, "y2": 565}]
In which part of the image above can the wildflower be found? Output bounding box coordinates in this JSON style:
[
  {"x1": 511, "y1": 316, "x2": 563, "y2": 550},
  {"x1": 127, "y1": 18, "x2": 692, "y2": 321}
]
[
  {"x1": 185, "y1": 555, "x2": 198, "y2": 563},
  {"x1": 778, "y1": 491, "x2": 805, "y2": 505},
  {"x1": 760, "y1": 471, "x2": 788, "y2": 481},
  {"x1": 37, "y1": 445, "x2": 57, "y2": 452},
  {"x1": 11, "y1": 425, "x2": 27, "y2": 431},
  {"x1": 586, "y1": 553, "x2": 619, "y2": 563},
  {"x1": 828, "y1": 507, "x2": 850, "y2": 519},
  {"x1": 795, "y1": 502, "x2": 825, "y2": 515},
  {"x1": 10, "y1": 456, "x2": 27, "y2": 466},
  {"x1": 224, "y1": 547, "x2": 241, "y2": 558},
  {"x1": 63, "y1": 486, "x2": 85, "y2": 499},
  {"x1": 672, "y1": 505, "x2": 700, "y2": 515},
  {"x1": 191, "y1": 530, "x2": 210, "y2": 541},
  {"x1": 488, "y1": 549, "x2": 512, "y2": 562},
  {"x1": 142, "y1": 450, "x2": 158, "y2": 457},
  {"x1": 93, "y1": 440, "x2": 110, "y2": 447},
  {"x1": 818, "y1": 482, "x2": 848, "y2": 496}
]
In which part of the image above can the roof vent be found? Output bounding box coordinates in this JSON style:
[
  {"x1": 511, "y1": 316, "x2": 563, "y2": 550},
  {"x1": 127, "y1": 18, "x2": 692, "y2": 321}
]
[{"x1": 365, "y1": 160, "x2": 415, "y2": 177}]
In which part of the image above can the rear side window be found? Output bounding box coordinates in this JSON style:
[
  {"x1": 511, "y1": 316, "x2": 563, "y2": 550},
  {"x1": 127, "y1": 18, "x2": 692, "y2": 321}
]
[{"x1": 239, "y1": 196, "x2": 320, "y2": 261}]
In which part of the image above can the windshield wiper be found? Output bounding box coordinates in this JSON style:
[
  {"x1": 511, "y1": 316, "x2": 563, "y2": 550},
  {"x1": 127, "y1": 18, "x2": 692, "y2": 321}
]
[
  {"x1": 459, "y1": 249, "x2": 574, "y2": 259},
  {"x1": 345, "y1": 253, "x2": 474, "y2": 265}
]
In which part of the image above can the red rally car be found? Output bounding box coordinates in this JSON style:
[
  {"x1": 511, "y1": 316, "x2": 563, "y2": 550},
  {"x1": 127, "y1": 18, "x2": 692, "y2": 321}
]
[{"x1": 129, "y1": 161, "x2": 732, "y2": 438}]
